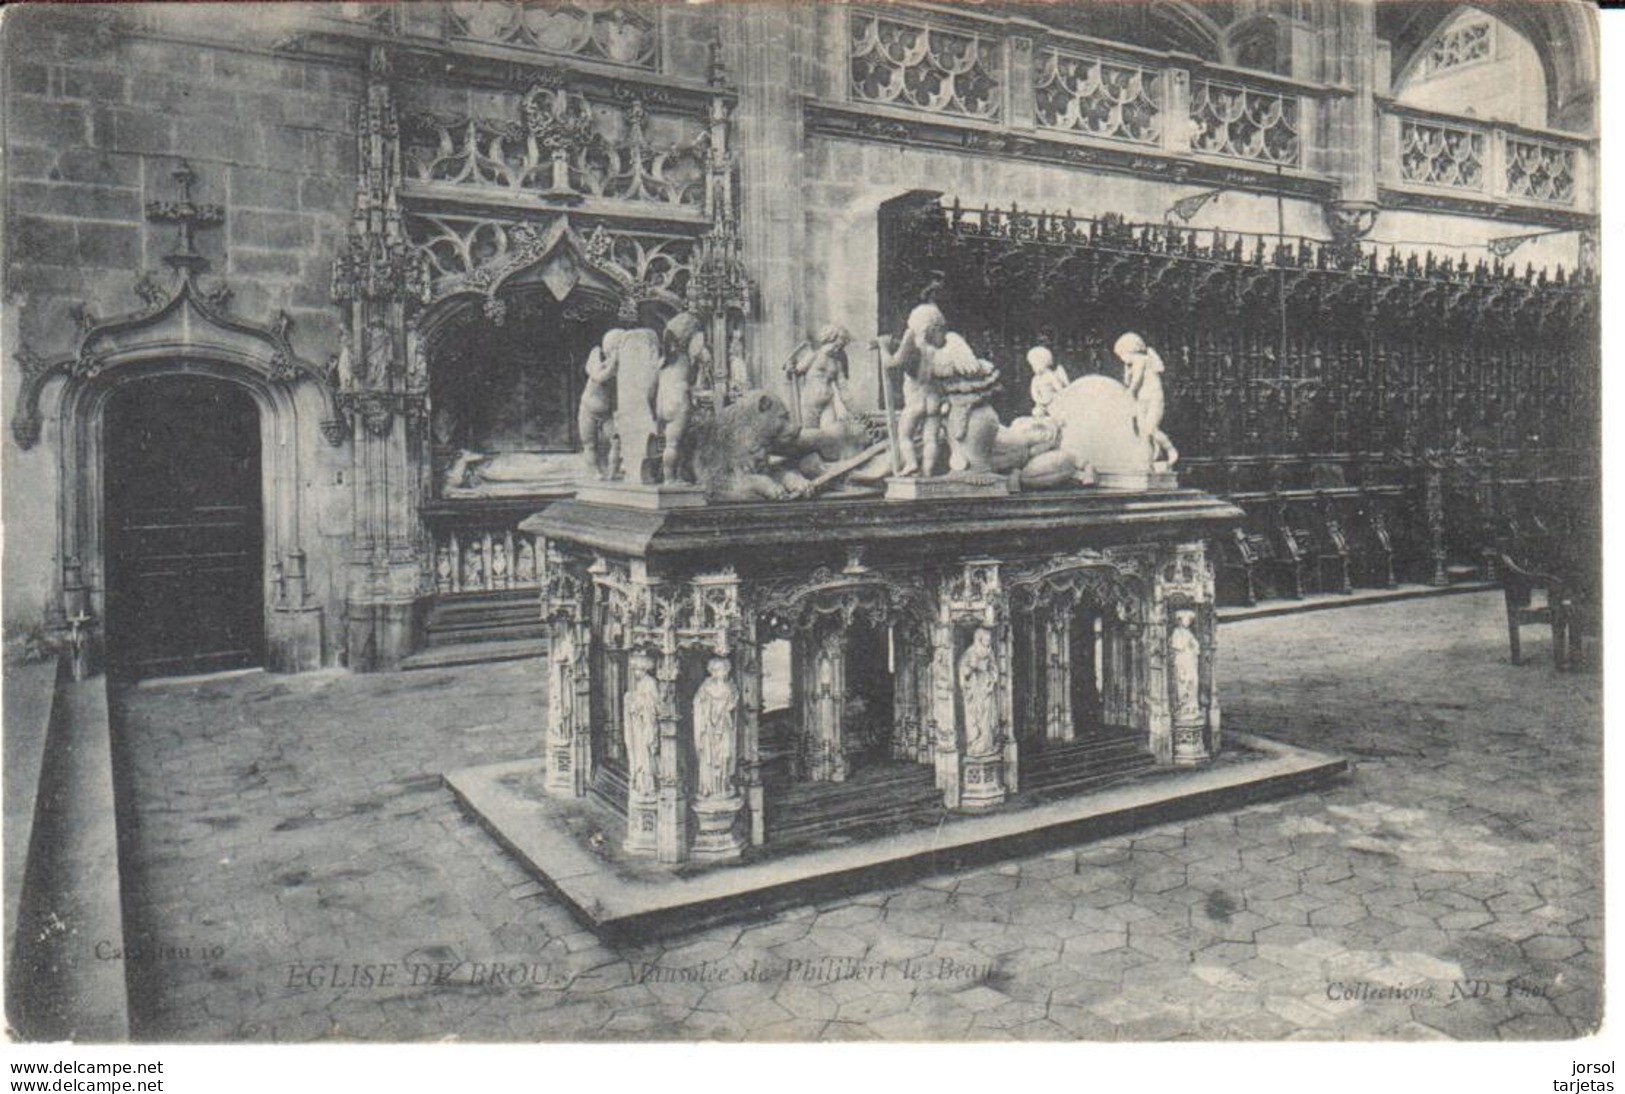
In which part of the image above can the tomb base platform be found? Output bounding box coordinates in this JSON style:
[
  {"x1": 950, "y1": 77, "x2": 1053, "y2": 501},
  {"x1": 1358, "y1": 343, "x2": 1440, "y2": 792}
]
[
  {"x1": 503, "y1": 486, "x2": 1303, "y2": 889},
  {"x1": 884, "y1": 473, "x2": 1010, "y2": 500},
  {"x1": 446, "y1": 733, "x2": 1346, "y2": 940},
  {"x1": 573, "y1": 481, "x2": 709, "y2": 510}
]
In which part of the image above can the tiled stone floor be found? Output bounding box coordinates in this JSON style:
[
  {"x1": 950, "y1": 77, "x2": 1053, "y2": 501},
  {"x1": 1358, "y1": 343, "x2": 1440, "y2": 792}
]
[{"x1": 109, "y1": 590, "x2": 1600, "y2": 1041}]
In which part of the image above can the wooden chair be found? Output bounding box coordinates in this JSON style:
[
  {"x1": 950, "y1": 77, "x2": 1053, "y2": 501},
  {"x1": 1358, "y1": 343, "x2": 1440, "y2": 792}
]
[{"x1": 1495, "y1": 552, "x2": 1577, "y2": 669}]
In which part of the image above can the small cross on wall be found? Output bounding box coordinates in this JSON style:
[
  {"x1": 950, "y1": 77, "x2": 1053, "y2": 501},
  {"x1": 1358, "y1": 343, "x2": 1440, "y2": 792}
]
[{"x1": 144, "y1": 159, "x2": 225, "y2": 276}]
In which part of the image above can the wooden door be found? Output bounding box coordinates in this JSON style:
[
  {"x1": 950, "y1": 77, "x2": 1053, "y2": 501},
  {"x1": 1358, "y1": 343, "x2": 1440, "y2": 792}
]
[{"x1": 104, "y1": 376, "x2": 264, "y2": 678}]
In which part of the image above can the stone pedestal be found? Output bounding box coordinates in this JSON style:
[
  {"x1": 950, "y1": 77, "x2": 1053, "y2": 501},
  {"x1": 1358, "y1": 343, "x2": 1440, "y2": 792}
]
[
  {"x1": 959, "y1": 755, "x2": 1006, "y2": 812},
  {"x1": 1172, "y1": 716, "x2": 1208, "y2": 766},
  {"x1": 934, "y1": 739, "x2": 960, "y2": 808},
  {"x1": 691, "y1": 796, "x2": 746, "y2": 860},
  {"x1": 624, "y1": 790, "x2": 660, "y2": 854},
  {"x1": 1097, "y1": 470, "x2": 1179, "y2": 491},
  {"x1": 886, "y1": 474, "x2": 1010, "y2": 501},
  {"x1": 543, "y1": 737, "x2": 587, "y2": 797},
  {"x1": 267, "y1": 606, "x2": 324, "y2": 673}
]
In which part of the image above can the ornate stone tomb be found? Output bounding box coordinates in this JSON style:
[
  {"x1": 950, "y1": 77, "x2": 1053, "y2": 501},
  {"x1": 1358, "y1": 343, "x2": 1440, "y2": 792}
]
[{"x1": 523, "y1": 488, "x2": 1241, "y2": 865}]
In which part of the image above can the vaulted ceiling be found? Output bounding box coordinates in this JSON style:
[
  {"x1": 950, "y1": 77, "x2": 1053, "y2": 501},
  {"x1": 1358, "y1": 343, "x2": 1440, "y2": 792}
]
[{"x1": 1376, "y1": 0, "x2": 1597, "y2": 131}]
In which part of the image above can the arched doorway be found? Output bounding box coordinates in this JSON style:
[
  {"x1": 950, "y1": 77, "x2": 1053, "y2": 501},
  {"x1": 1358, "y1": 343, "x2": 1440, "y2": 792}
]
[{"x1": 103, "y1": 375, "x2": 265, "y2": 678}]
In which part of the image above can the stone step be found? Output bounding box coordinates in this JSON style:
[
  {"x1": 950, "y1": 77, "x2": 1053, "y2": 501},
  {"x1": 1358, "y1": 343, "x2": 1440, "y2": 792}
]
[
  {"x1": 1020, "y1": 740, "x2": 1157, "y2": 798},
  {"x1": 422, "y1": 591, "x2": 545, "y2": 649},
  {"x1": 422, "y1": 620, "x2": 546, "y2": 648},
  {"x1": 766, "y1": 764, "x2": 944, "y2": 846},
  {"x1": 769, "y1": 763, "x2": 938, "y2": 807},
  {"x1": 428, "y1": 605, "x2": 541, "y2": 629},
  {"x1": 591, "y1": 765, "x2": 629, "y2": 816},
  {"x1": 1022, "y1": 738, "x2": 1150, "y2": 777},
  {"x1": 398, "y1": 637, "x2": 547, "y2": 671}
]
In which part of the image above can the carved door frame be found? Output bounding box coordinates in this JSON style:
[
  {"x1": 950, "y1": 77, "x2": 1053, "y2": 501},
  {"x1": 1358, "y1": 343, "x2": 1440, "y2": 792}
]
[{"x1": 15, "y1": 277, "x2": 341, "y2": 672}]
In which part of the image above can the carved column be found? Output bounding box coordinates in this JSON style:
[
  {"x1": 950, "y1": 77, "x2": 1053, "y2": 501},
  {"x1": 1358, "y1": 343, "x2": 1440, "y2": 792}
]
[
  {"x1": 267, "y1": 548, "x2": 325, "y2": 673},
  {"x1": 928, "y1": 616, "x2": 960, "y2": 808},
  {"x1": 1043, "y1": 607, "x2": 1073, "y2": 742},
  {"x1": 654, "y1": 631, "x2": 686, "y2": 864},
  {"x1": 731, "y1": 4, "x2": 807, "y2": 393},
  {"x1": 1200, "y1": 600, "x2": 1222, "y2": 757},
  {"x1": 735, "y1": 623, "x2": 766, "y2": 848},
  {"x1": 1424, "y1": 465, "x2": 1448, "y2": 586},
  {"x1": 943, "y1": 561, "x2": 1010, "y2": 812},
  {"x1": 997, "y1": 618, "x2": 1018, "y2": 795},
  {"x1": 1015, "y1": 609, "x2": 1043, "y2": 745},
  {"x1": 333, "y1": 45, "x2": 432, "y2": 671},
  {"x1": 1317, "y1": 0, "x2": 1379, "y2": 207},
  {"x1": 540, "y1": 544, "x2": 592, "y2": 797},
  {"x1": 1101, "y1": 608, "x2": 1130, "y2": 729},
  {"x1": 804, "y1": 625, "x2": 848, "y2": 782},
  {"x1": 891, "y1": 622, "x2": 922, "y2": 762},
  {"x1": 1142, "y1": 606, "x2": 1173, "y2": 766}
]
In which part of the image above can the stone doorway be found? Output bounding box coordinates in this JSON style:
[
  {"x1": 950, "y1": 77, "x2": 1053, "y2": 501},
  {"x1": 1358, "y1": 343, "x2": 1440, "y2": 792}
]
[{"x1": 103, "y1": 375, "x2": 265, "y2": 678}]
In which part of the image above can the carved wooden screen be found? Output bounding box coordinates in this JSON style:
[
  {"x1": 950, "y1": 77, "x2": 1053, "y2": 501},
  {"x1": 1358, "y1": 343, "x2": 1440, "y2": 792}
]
[{"x1": 877, "y1": 196, "x2": 1600, "y2": 596}]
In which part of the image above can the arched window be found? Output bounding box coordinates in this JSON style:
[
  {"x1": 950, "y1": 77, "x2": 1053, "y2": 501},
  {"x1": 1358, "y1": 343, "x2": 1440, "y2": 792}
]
[{"x1": 1392, "y1": 7, "x2": 1549, "y2": 129}]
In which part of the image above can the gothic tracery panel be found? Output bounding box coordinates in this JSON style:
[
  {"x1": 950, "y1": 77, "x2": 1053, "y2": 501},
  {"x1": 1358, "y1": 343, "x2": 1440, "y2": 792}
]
[
  {"x1": 408, "y1": 213, "x2": 695, "y2": 309},
  {"x1": 849, "y1": 9, "x2": 1003, "y2": 121},
  {"x1": 1034, "y1": 47, "x2": 1162, "y2": 145},
  {"x1": 1505, "y1": 138, "x2": 1577, "y2": 205},
  {"x1": 1425, "y1": 18, "x2": 1493, "y2": 76},
  {"x1": 447, "y1": 1, "x2": 658, "y2": 69},
  {"x1": 1189, "y1": 79, "x2": 1300, "y2": 166},
  {"x1": 1398, "y1": 117, "x2": 1488, "y2": 190},
  {"x1": 400, "y1": 89, "x2": 710, "y2": 208}
]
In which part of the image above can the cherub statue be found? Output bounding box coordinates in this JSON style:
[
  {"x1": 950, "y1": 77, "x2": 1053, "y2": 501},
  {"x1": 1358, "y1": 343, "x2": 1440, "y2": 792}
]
[
  {"x1": 1115, "y1": 331, "x2": 1178, "y2": 469},
  {"x1": 879, "y1": 303, "x2": 999, "y2": 477},
  {"x1": 786, "y1": 324, "x2": 854, "y2": 430},
  {"x1": 1026, "y1": 345, "x2": 1069, "y2": 419},
  {"x1": 656, "y1": 312, "x2": 707, "y2": 482},
  {"x1": 576, "y1": 328, "x2": 624, "y2": 480}
]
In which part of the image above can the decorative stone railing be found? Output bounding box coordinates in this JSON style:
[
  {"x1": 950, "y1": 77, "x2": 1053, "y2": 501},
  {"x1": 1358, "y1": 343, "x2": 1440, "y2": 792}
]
[
  {"x1": 1188, "y1": 77, "x2": 1302, "y2": 167},
  {"x1": 443, "y1": 1, "x2": 659, "y2": 70},
  {"x1": 1380, "y1": 105, "x2": 1592, "y2": 212},
  {"x1": 1033, "y1": 45, "x2": 1162, "y2": 146},
  {"x1": 832, "y1": 7, "x2": 1595, "y2": 217},
  {"x1": 840, "y1": 6, "x2": 1320, "y2": 176},
  {"x1": 849, "y1": 9, "x2": 1004, "y2": 122}
]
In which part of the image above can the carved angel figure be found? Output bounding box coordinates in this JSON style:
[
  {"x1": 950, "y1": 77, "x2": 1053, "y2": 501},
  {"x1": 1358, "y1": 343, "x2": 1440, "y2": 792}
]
[
  {"x1": 656, "y1": 312, "x2": 708, "y2": 482},
  {"x1": 1115, "y1": 331, "x2": 1178, "y2": 469},
  {"x1": 787, "y1": 324, "x2": 854, "y2": 430},
  {"x1": 577, "y1": 328, "x2": 624, "y2": 480},
  {"x1": 1026, "y1": 345, "x2": 1070, "y2": 419},
  {"x1": 880, "y1": 304, "x2": 999, "y2": 477}
]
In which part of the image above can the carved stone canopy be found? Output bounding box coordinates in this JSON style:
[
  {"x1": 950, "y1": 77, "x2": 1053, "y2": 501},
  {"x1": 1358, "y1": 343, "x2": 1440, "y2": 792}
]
[
  {"x1": 10, "y1": 272, "x2": 346, "y2": 449},
  {"x1": 420, "y1": 214, "x2": 687, "y2": 327}
]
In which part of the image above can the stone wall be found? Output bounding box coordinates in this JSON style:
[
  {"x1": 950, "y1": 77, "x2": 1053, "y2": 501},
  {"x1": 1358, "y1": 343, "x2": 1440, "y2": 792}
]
[{"x1": 2, "y1": 8, "x2": 360, "y2": 659}]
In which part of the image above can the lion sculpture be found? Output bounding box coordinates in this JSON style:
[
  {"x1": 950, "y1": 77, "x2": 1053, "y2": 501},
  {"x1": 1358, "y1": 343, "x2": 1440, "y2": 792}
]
[{"x1": 691, "y1": 390, "x2": 809, "y2": 502}]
